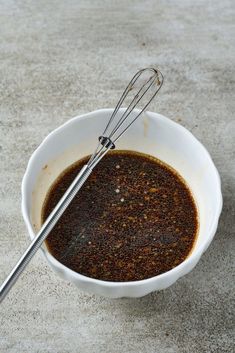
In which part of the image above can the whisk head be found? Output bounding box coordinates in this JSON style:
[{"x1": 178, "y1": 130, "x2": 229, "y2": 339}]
[{"x1": 88, "y1": 68, "x2": 163, "y2": 167}]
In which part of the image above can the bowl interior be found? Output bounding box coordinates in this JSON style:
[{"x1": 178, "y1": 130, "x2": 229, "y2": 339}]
[{"x1": 23, "y1": 109, "x2": 222, "y2": 273}]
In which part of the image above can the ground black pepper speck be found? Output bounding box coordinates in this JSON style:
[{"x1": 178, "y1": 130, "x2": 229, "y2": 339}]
[{"x1": 42, "y1": 150, "x2": 198, "y2": 282}]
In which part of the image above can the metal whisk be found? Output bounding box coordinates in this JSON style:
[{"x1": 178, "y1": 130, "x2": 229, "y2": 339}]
[{"x1": 0, "y1": 67, "x2": 163, "y2": 302}]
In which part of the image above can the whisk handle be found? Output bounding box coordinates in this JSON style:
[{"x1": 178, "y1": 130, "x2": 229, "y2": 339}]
[{"x1": 0, "y1": 164, "x2": 92, "y2": 302}]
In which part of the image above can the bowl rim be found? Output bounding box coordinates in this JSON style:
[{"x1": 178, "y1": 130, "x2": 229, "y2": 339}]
[{"x1": 21, "y1": 108, "x2": 223, "y2": 288}]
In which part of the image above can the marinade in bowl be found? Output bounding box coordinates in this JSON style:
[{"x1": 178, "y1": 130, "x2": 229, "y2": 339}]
[{"x1": 42, "y1": 150, "x2": 198, "y2": 282}]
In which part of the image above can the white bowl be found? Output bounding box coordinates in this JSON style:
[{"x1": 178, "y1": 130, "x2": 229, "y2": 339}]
[{"x1": 22, "y1": 109, "x2": 222, "y2": 298}]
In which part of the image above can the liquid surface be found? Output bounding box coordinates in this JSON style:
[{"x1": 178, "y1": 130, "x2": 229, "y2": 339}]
[{"x1": 43, "y1": 151, "x2": 198, "y2": 281}]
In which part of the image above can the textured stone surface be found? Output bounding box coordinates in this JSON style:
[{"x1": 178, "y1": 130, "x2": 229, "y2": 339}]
[{"x1": 0, "y1": 1, "x2": 234, "y2": 352}]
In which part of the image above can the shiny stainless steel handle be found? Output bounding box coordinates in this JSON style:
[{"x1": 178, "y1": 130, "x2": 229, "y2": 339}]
[{"x1": 0, "y1": 164, "x2": 92, "y2": 303}]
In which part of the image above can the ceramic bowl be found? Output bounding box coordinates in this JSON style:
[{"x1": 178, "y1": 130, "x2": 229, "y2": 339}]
[{"x1": 21, "y1": 109, "x2": 222, "y2": 298}]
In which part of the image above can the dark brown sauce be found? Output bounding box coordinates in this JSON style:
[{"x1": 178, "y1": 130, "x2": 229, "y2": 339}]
[{"x1": 42, "y1": 151, "x2": 198, "y2": 282}]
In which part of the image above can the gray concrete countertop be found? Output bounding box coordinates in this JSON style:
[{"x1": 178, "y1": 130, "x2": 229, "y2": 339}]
[{"x1": 0, "y1": 1, "x2": 234, "y2": 352}]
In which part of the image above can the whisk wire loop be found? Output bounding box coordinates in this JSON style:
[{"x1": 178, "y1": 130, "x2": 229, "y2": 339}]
[{"x1": 101, "y1": 68, "x2": 163, "y2": 145}]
